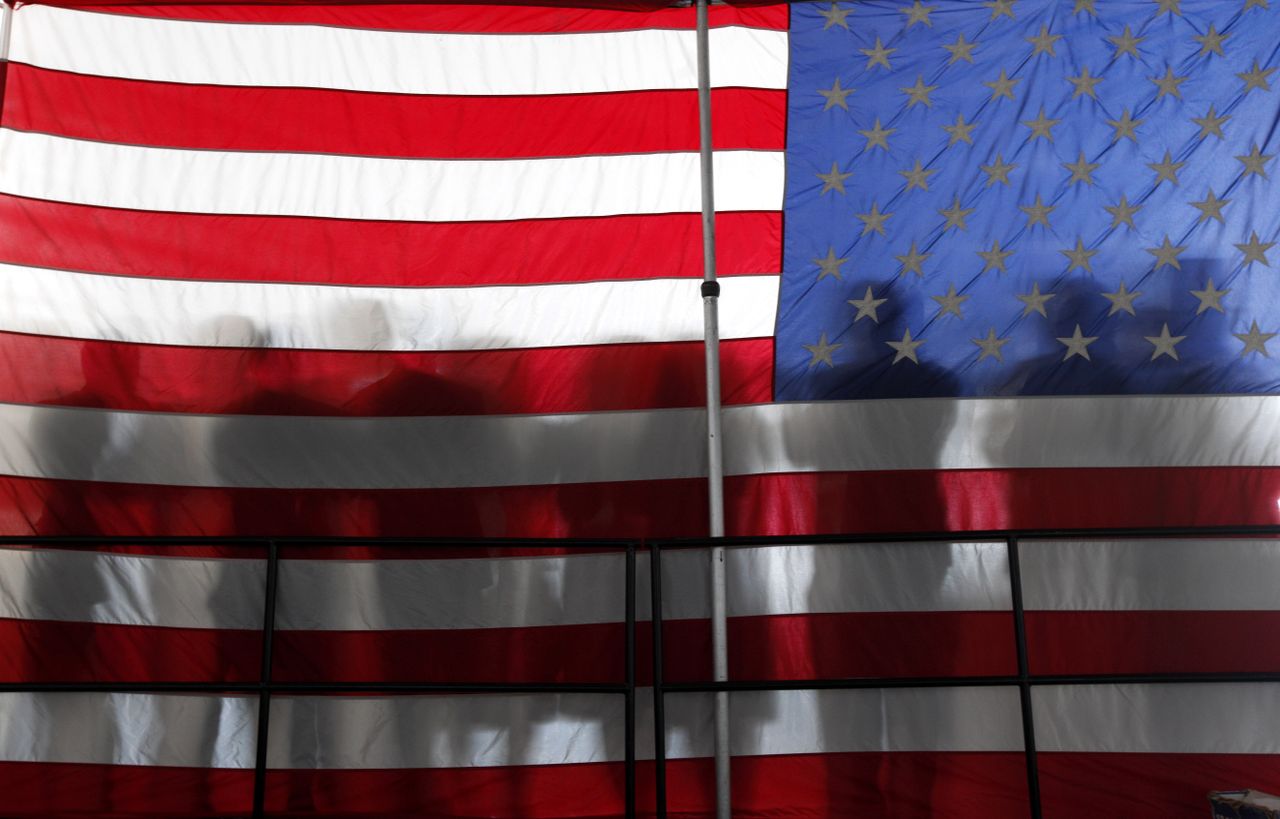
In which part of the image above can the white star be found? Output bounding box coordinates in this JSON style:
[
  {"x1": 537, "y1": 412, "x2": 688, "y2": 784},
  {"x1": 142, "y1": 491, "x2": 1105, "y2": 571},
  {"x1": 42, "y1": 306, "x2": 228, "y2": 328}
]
[
  {"x1": 848, "y1": 286, "x2": 888, "y2": 323},
  {"x1": 803, "y1": 332, "x2": 842, "y2": 369},
  {"x1": 1189, "y1": 279, "x2": 1229, "y2": 314},
  {"x1": 1234, "y1": 321, "x2": 1277, "y2": 357},
  {"x1": 900, "y1": 0, "x2": 936, "y2": 28},
  {"x1": 1017, "y1": 282, "x2": 1056, "y2": 317},
  {"x1": 972, "y1": 328, "x2": 1010, "y2": 362},
  {"x1": 1101, "y1": 281, "x2": 1142, "y2": 316},
  {"x1": 1057, "y1": 324, "x2": 1099, "y2": 361},
  {"x1": 1144, "y1": 323, "x2": 1187, "y2": 360},
  {"x1": 931, "y1": 283, "x2": 969, "y2": 318},
  {"x1": 886, "y1": 328, "x2": 925, "y2": 365}
]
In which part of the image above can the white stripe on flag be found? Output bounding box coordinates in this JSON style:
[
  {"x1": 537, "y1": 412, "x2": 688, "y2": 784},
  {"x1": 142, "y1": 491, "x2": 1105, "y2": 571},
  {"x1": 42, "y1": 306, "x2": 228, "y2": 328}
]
[
  {"x1": 1021, "y1": 539, "x2": 1280, "y2": 611},
  {"x1": 1034, "y1": 683, "x2": 1280, "y2": 754},
  {"x1": 0, "y1": 396, "x2": 1277, "y2": 489},
  {"x1": 0, "y1": 264, "x2": 780, "y2": 350},
  {"x1": 0, "y1": 687, "x2": 1023, "y2": 769},
  {"x1": 10, "y1": 6, "x2": 789, "y2": 95},
  {"x1": 0, "y1": 692, "x2": 258, "y2": 769},
  {"x1": 0, "y1": 547, "x2": 265, "y2": 630},
  {"x1": 0, "y1": 542, "x2": 1010, "y2": 631},
  {"x1": 0, "y1": 131, "x2": 783, "y2": 221}
]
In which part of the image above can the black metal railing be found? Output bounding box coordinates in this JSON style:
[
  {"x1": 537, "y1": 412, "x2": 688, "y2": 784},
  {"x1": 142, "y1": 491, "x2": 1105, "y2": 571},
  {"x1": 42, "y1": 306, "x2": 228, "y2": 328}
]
[
  {"x1": 2, "y1": 524, "x2": 1279, "y2": 818},
  {"x1": 648, "y1": 524, "x2": 1280, "y2": 819}
]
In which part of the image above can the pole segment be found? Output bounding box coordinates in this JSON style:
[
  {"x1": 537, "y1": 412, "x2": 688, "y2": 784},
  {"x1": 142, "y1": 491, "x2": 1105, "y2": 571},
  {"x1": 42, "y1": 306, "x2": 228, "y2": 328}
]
[
  {"x1": 1, "y1": 2, "x2": 14, "y2": 64},
  {"x1": 694, "y1": 1, "x2": 731, "y2": 817}
]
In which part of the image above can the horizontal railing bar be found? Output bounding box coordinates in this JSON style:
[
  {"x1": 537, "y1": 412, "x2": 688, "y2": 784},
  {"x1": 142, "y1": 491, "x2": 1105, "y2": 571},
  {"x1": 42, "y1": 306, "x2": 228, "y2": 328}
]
[
  {"x1": 1, "y1": 524, "x2": 1276, "y2": 550},
  {"x1": 651, "y1": 524, "x2": 1280, "y2": 550},
  {"x1": 660, "y1": 671, "x2": 1280, "y2": 693},
  {"x1": 0, "y1": 535, "x2": 634, "y2": 547},
  {"x1": 15, "y1": 673, "x2": 1278, "y2": 695},
  {"x1": 0, "y1": 682, "x2": 630, "y2": 694}
]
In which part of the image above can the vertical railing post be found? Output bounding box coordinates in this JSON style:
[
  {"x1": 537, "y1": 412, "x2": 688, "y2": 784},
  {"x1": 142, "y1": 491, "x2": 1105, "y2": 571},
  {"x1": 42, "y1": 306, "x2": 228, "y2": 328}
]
[
  {"x1": 625, "y1": 543, "x2": 637, "y2": 819},
  {"x1": 1007, "y1": 536, "x2": 1043, "y2": 819},
  {"x1": 252, "y1": 539, "x2": 281, "y2": 819},
  {"x1": 650, "y1": 541, "x2": 668, "y2": 819}
]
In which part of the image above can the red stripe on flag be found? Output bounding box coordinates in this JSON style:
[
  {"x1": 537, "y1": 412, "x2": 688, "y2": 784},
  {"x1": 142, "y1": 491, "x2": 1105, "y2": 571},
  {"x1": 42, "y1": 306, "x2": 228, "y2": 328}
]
[
  {"x1": 0, "y1": 613, "x2": 1011, "y2": 686},
  {"x1": 731, "y1": 467, "x2": 1280, "y2": 536},
  {"x1": 1038, "y1": 753, "x2": 1280, "y2": 819},
  {"x1": 0, "y1": 619, "x2": 262, "y2": 683},
  {"x1": 5, "y1": 65, "x2": 786, "y2": 157},
  {"x1": 43, "y1": 3, "x2": 789, "y2": 32},
  {"x1": 1026, "y1": 611, "x2": 1280, "y2": 676},
  {"x1": 0, "y1": 334, "x2": 773, "y2": 415},
  {"x1": 2, "y1": 467, "x2": 1278, "y2": 539},
  {"x1": 262, "y1": 754, "x2": 1029, "y2": 819},
  {"x1": 0, "y1": 762, "x2": 253, "y2": 819},
  {"x1": 0, "y1": 196, "x2": 781, "y2": 286},
  {"x1": 0, "y1": 752, "x2": 1029, "y2": 819},
  {"x1": 271, "y1": 612, "x2": 1015, "y2": 686}
]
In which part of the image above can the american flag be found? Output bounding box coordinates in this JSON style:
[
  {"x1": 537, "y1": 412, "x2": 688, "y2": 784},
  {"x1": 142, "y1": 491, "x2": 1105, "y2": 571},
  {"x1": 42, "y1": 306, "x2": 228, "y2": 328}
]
[{"x1": 0, "y1": 0, "x2": 1278, "y2": 816}]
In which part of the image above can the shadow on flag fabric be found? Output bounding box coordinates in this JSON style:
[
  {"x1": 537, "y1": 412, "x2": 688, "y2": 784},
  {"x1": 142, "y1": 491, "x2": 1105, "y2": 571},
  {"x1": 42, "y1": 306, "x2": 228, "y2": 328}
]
[{"x1": 0, "y1": 1, "x2": 1278, "y2": 817}]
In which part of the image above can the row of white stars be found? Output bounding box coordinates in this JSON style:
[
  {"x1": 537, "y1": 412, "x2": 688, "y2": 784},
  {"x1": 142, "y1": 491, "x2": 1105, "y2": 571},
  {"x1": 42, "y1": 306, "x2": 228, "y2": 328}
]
[
  {"x1": 817, "y1": 144, "x2": 1273, "y2": 210},
  {"x1": 819, "y1": 63, "x2": 1274, "y2": 117},
  {"x1": 803, "y1": 320, "x2": 1277, "y2": 368},
  {"x1": 817, "y1": 0, "x2": 1269, "y2": 35},
  {"x1": 815, "y1": 110, "x2": 1268, "y2": 195},
  {"x1": 842, "y1": 277, "x2": 1243, "y2": 323},
  {"x1": 812, "y1": 228, "x2": 1276, "y2": 281}
]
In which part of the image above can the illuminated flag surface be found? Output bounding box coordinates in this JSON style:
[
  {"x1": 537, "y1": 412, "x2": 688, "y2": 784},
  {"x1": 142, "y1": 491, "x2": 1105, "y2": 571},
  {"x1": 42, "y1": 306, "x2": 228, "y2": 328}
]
[{"x1": 0, "y1": 1, "x2": 1277, "y2": 817}]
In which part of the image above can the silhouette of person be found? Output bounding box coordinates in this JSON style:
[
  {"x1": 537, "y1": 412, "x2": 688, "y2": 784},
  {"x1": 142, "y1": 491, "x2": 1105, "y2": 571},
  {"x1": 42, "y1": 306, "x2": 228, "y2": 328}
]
[
  {"x1": 24, "y1": 341, "x2": 142, "y2": 810},
  {"x1": 776, "y1": 288, "x2": 961, "y2": 817}
]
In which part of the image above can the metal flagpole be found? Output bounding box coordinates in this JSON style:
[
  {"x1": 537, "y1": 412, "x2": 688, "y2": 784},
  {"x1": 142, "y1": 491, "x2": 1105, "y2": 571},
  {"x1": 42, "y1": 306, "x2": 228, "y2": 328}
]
[
  {"x1": 1, "y1": 2, "x2": 14, "y2": 65},
  {"x1": 694, "y1": 1, "x2": 731, "y2": 817}
]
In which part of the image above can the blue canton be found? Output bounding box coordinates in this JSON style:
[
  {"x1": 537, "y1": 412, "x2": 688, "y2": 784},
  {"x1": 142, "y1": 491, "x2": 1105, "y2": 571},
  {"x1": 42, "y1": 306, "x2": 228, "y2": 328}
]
[{"x1": 776, "y1": 0, "x2": 1280, "y2": 399}]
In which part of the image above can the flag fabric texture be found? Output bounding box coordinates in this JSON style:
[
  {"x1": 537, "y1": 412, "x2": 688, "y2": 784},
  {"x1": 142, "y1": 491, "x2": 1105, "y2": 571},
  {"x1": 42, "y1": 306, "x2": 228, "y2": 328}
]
[{"x1": 0, "y1": 0, "x2": 1279, "y2": 817}]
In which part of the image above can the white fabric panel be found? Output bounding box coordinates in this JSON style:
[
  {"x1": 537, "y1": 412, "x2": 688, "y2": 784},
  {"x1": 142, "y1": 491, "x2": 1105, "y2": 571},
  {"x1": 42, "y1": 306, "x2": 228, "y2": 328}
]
[
  {"x1": 0, "y1": 396, "x2": 1276, "y2": 490},
  {"x1": 0, "y1": 542, "x2": 1006, "y2": 631},
  {"x1": 0, "y1": 264, "x2": 779, "y2": 351},
  {"x1": 266, "y1": 686, "x2": 1022, "y2": 769},
  {"x1": 1021, "y1": 539, "x2": 1280, "y2": 611},
  {"x1": 1034, "y1": 683, "x2": 1280, "y2": 754},
  {"x1": 277, "y1": 541, "x2": 1010, "y2": 631},
  {"x1": 0, "y1": 692, "x2": 258, "y2": 768},
  {"x1": 722, "y1": 541, "x2": 1011, "y2": 619},
  {"x1": 0, "y1": 402, "x2": 708, "y2": 488},
  {"x1": 724, "y1": 395, "x2": 1280, "y2": 474},
  {"x1": 10, "y1": 6, "x2": 788, "y2": 94},
  {"x1": 0, "y1": 688, "x2": 1017, "y2": 770},
  {"x1": 0, "y1": 547, "x2": 265, "y2": 629},
  {"x1": 0, "y1": 131, "x2": 783, "y2": 221}
]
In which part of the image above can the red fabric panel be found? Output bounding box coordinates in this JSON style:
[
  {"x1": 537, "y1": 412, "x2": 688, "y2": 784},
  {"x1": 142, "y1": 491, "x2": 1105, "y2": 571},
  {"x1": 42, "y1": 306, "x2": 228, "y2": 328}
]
[
  {"x1": 2, "y1": 467, "x2": 1278, "y2": 539},
  {"x1": 0, "y1": 761, "x2": 253, "y2": 819},
  {"x1": 724, "y1": 611, "x2": 1017, "y2": 682},
  {"x1": 0, "y1": 196, "x2": 780, "y2": 285},
  {"x1": 0, "y1": 618, "x2": 261, "y2": 683},
  {"x1": 1038, "y1": 753, "x2": 1280, "y2": 819},
  {"x1": 0, "y1": 611, "x2": 1012, "y2": 685},
  {"x1": 5, "y1": 66, "x2": 786, "y2": 157},
  {"x1": 1026, "y1": 610, "x2": 1280, "y2": 676},
  {"x1": 730, "y1": 467, "x2": 1280, "y2": 536},
  {"x1": 0, "y1": 333, "x2": 773, "y2": 415},
  {"x1": 272, "y1": 612, "x2": 1015, "y2": 685},
  {"x1": 263, "y1": 753, "x2": 1029, "y2": 818},
  {"x1": 0, "y1": 473, "x2": 712, "y2": 538},
  {"x1": 38, "y1": 3, "x2": 788, "y2": 32},
  {"x1": 0, "y1": 753, "x2": 1026, "y2": 818}
]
